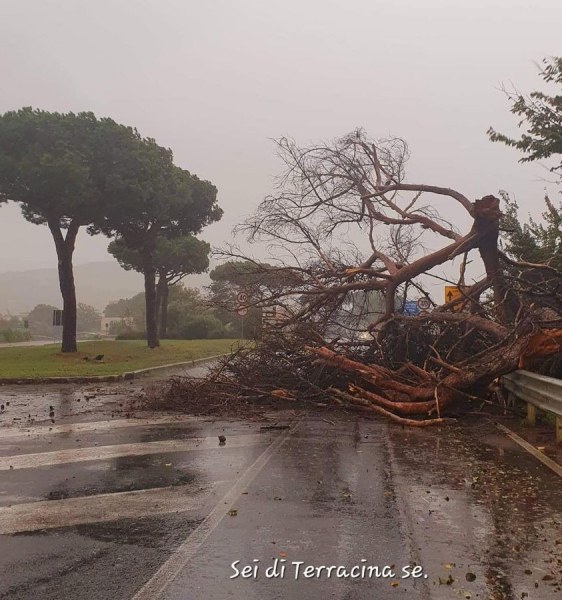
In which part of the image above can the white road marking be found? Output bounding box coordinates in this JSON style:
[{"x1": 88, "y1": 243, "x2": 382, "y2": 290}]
[
  {"x1": 0, "y1": 482, "x2": 221, "y2": 535},
  {"x1": 132, "y1": 421, "x2": 300, "y2": 600},
  {"x1": 0, "y1": 433, "x2": 270, "y2": 470},
  {"x1": 0, "y1": 415, "x2": 203, "y2": 440},
  {"x1": 495, "y1": 423, "x2": 562, "y2": 478}
]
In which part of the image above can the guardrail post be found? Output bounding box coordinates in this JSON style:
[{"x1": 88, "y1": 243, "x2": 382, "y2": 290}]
[
  {"x1": 556, "y1": 416, "x2": 562, "y2": 444},
  {"x1": 507, "y1": 391, "x2": 516, "y2": 408},
  {"x1": 526, "y1": 403, "x2": 537, "y2": 426}
]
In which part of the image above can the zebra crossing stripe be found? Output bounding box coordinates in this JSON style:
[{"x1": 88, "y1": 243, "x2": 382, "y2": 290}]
[
  {"x1": 0, "y1": 433, "x2": 271, "y2": 470},
  {"x1": 0, "y1": 482, "x2": 222, "y2": 535}
]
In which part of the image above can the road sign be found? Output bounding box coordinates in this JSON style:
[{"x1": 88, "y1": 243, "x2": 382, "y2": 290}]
[
  {"x1": 444, "y1": 286, "x2": 462, "y2": 304},
  {"x1": 236, "y1": 292, "x2": 248, "y2": 304},
  {"x1": 417, "y1": 297, "x2": 431, "y2": 311},
  {"x1": 236, "y1": 306, "x2": 248, "y2": 316},
  {"x1": 402, "y1": 300, "x2": 420, "y2": 316},
  {"x1": 52, "y1": 310, "x2": 63, "y2": 326}
]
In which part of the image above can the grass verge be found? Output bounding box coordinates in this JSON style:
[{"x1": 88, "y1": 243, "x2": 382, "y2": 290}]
[{"x1": 0, "y1": 339, "x2": 242, "y2": 379}]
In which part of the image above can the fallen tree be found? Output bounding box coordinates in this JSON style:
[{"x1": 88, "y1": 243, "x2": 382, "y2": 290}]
[{"x1": 156, "y1": 131, "x2": 562, "y2": 424}]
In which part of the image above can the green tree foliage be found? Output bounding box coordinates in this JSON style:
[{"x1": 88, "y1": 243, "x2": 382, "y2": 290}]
[
  {"x1": 76, "y1": 303, "x2": 102, "y2": 333},
  {"x1": 26, "y1": 302, "x2": 101, "y2": 336},
  {"x1": 0, "y1": 315, "x2": 31, "y2": 342},
  {"x1": 500, "y1": 191, "x2": 562, "y2": 269},
  {"x1": 165, "y1": 286, "x2": 222, "y2": 339},
  {"x1": 0, "y1": 107, "x2": 220, "y2": 351},
  {"x1": 108, "y1": 235, "x2": 210, "y2": 336},
  {"x1": 104, "y1": 292, "x2": 146, "y2": 329},
  {"x1": 491, "y1": 58, "x2": 562, "y2": 317},
  {"x1": 499, "y1": 191, "x2": 562, "y2": 321},
  {"x1": 91, "y1": 127, "x2": 222, "y2": 348},
  {"x1": 488, "y1": 56, "x2": 562, "y2": 177},
  {"x1": 105, "y1": 286, "x2": 231, "y2": 339},
  {"x1": 27, "y1": 303, "x2": 58, "y2": 337},
  {"x1": 0, "y1": 108, "x2": 102, "y2": 352},
  {"x1": 208, "y1": 261, "x2": 285, "y2": 338},
  {"x1": 0, "y1": 329, "x2": 31, "y2": 343}
]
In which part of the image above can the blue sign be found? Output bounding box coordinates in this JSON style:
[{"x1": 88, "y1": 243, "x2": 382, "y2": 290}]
[{"x1": 402, "y1": 300, "x2": 420, "y2": 316}]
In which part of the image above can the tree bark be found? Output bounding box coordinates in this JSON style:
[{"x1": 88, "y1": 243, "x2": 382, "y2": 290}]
[
  {"x1": 161, "y1": 280, "x2": 169, "y2": 338},
  {"x1": 141, "y1": 248, "x2": 160, "y2": 348},
  {"x1": 156, "y1": 274, "x2": 169, "y2": 338},
  {"x1": 47, "y1": 218, "x2": 79, "y2": 353},
  {"x1": 473, "y1": 195, "x2": 519, "y2": 324}
]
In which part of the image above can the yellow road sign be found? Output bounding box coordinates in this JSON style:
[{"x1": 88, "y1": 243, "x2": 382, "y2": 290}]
[{"x1": 444, "y1": 286, "x2": 462, "y2": 304}]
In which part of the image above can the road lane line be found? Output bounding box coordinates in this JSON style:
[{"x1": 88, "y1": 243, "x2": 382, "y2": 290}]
[
  {"x1": 0, "y1": 433, "x2": 270, "y2": 470},
  {"x1": 0, "y1": 415, "x2": 204, "y2": 440},
  {"x1": 132, "y1": 421, "x2": 301, "y2": 600},
  {"x1": 0, "y1": 482, "x2": 221, "y2": 535},
  {"x1": 495, "y1": 422, "x2": 562, "y2": 478}
]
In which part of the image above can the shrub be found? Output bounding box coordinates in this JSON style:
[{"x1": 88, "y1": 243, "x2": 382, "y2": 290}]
[
  {"x1": 172, "y1": 315, "x2": 225, "y2": 340},
  {"x1": 0, "y1": 329, "x2": 32, "y2": 343}
]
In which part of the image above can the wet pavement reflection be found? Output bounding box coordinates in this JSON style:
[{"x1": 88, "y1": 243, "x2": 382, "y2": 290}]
[
  {"x1": 0, "y1": 408, "x2": 560, "y2": 599},
  {"x1": 388, "y1": 420, "x2": 562, "y2": 600}
]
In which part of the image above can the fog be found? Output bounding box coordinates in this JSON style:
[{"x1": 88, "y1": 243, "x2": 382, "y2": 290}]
[{"x1": 1, "y1": 0, "x2": 560, "y2": 282}]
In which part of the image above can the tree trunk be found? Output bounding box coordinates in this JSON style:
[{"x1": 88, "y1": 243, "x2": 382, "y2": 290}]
[
  {"x1": 157, "y1": 276, "x2": 169, "y2": 338},
  {"x1": 473, "y1": 195, "x2": 520, "y2": 324},
  {"x1": 155, "y1": 275, "x2": 163, "y2": 334},
  {"x1": 141, "y1": 249, "x2": 160, "y2": 348},
  {"x1": 48, "y1": 218, "x2": 79, "y2": 353}
]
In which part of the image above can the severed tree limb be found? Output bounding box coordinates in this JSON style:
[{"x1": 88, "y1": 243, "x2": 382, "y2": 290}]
[
  {"x1": 348, "y1": 384, "x2": 439, "y2": 415},
  {"x1": 329, "y1": 389, "x2": 454, "y2": 426}
]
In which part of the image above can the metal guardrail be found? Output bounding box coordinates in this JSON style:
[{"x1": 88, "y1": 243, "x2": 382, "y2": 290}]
[{"x1": 503, "y1": 370, "x2": 562, "y2": 443}]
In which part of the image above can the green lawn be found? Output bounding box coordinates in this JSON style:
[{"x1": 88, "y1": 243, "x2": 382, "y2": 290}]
[{"x1": 0, "y1": 339, "x2": 241, "y2": 379}]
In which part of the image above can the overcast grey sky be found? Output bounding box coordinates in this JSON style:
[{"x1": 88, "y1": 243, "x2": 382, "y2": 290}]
[{"x1": 0, "y1": 0, "x2": 560, "y2": 278}]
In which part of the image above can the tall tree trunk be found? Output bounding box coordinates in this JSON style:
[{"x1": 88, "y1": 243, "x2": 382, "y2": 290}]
[
  {"x1": 156, "y1": 275, "x2": 169, "y2": 338},
  {"x1": 473, "y1": 195, "x2": 519, "y2": 324},
  {"x1": 155, "y1": 274, "x2": 164, "y2": 335},
  {"x1": 141, "y1": 248, "x2": 160, "y2": 348},
  {"x1": 48, "y1": 218, "x2": 79, "y2": 353}
]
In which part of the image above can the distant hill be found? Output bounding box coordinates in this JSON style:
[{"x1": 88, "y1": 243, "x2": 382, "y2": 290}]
[
  {"x1": 0, "y1": 262, "x2": 142, "y2": 313},
  {"x1": 0, "y1": 261, "x2": 212, "y2": 314}
]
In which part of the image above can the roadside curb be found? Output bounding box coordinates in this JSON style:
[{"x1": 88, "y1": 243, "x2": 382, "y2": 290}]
[{"x1": 0, "y1": 354, "x2": 227, "y2": 386}]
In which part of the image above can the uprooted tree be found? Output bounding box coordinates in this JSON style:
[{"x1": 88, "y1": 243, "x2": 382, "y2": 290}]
[{"x1": 157, "y1": 129, "x2": 562, "y2": 424}]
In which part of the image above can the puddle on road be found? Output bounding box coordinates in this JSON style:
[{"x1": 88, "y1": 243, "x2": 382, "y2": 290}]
[
  {"x1": 71, "y1": 513, "x2": 204, "y2": 548},
  {"x1": 44, "y1": 453, "x2": 201, "y2": 500}
]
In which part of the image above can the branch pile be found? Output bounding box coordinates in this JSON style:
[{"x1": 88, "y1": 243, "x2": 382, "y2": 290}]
[{"x1": 156, "y1": 131, "x2": 562, "y2": 424}]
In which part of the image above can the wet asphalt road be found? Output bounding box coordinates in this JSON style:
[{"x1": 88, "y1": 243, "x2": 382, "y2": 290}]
[{"x1": 0, "y1": 376, "x2": 561, "y2": 600}]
